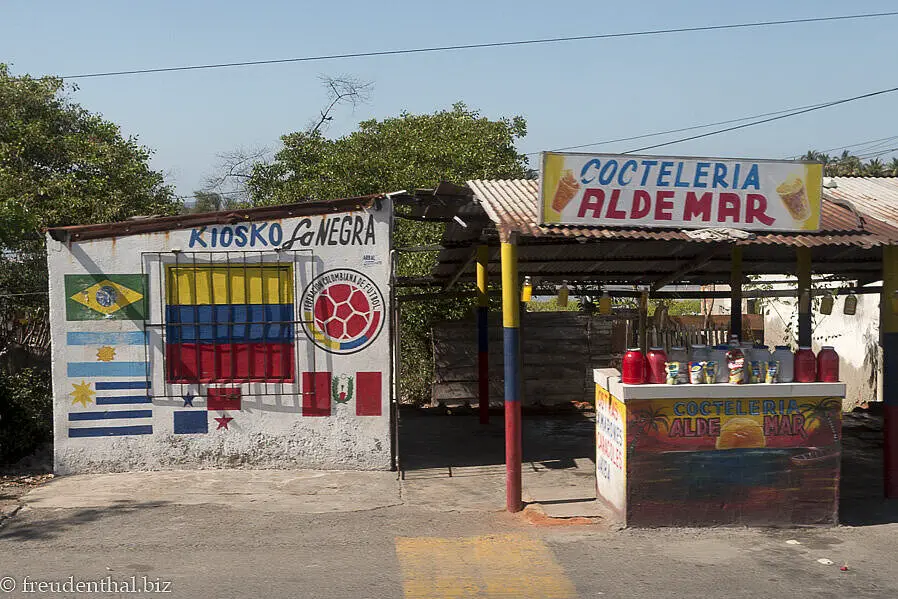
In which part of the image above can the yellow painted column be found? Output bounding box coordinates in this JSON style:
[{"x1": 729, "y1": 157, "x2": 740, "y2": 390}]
[
  {"x1": 501, "y1": 235, "x2": 522, "y2": 513},
  {"x1": 476, "y1": 245, "x2": 490, "y2": 425}
]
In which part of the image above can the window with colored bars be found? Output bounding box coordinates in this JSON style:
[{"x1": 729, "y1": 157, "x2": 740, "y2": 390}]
[{"x1": 164, "y1": 262, "x2": 296, "y2": 383}]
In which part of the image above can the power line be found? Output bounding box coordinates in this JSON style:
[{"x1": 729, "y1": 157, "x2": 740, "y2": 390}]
[
  {"x1": 624, "y1": 85, "x2": 898, "y2": 154},
  {"x1": 527, "y1": 100, "x2": 833, "y2": 156},
  {"x1": 788, "y1": 134, "x2": 898, "y2": 159},
  {"x1": 61, "y1": 11, "x2": 898, "y2": 80}
]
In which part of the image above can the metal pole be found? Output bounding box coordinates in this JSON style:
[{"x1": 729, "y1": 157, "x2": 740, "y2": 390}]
[
  {"x1": 501, "y1": 235, "x2": 522, "y2": 513},
  {"x1": 637, "y1": 291, "x2": 648, "y2": 350},
  {"x1": 797, "y1": 248, "x2": 812, "y2": 347},
  {"x1": 882, "y1": 246, "x2": 898, "y2": 497},
  {"x1": 476, "y1": 245, "x2": 490, "y2": 425},
  {"x1": 730, "y1": 246, "x2": 743, "y2": 341}
]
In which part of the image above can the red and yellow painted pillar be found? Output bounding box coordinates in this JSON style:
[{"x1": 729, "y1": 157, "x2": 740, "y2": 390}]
[
  {"x1": 883, "y1": 246, "x2": 898, "y2": 497},
  {"x1": 797, "y1": 247, "x2": 813, "y2": 347},
  {"x1": 501, "y1": 234, "x2": 522, "y2": 512},
  {"x1": 477, "y1": 245, "x2": 490, "y2": 425}
]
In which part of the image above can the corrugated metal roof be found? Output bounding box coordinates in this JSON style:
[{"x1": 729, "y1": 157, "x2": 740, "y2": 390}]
[
  {"x1": 46, "y1": 195, "x2": 384, "y2": 242},
  {"x1": 467, "y1": 178, "x2": 898, "y2": 248},
  {"x1": 827, "y1": 177, "x2": 898, "y2": 229}
]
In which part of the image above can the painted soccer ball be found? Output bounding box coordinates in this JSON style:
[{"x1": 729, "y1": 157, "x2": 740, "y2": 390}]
[{"x1": 313, "y1": 283, "x2": 372, "y2": 340}]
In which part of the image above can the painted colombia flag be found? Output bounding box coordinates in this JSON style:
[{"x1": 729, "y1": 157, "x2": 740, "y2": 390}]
[
  {"x1": 165, "y1": 264, "x2": 295, "y2": 382},
  {"x1": 65, "y1": 275, "x2": 148, "y2": 321}
]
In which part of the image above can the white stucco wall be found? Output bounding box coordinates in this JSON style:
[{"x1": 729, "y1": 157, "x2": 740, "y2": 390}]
[
  {"x1": 763, "y1": 283, "x2": 881, "y2": 410},
  {"x1": 47, "y1": 202, "x2": 393, "y2": 474}
]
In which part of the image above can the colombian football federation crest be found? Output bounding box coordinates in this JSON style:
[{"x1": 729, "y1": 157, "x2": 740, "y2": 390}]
[
  {"x1": 300, "y1": 269, "x2": 384, "y2": 355},
  {"x1": 64, "y1": 275, "x2": 148, "y2": 321}
]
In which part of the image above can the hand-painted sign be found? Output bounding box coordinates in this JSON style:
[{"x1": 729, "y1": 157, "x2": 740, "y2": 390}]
[
  {"x1": 539, "y1": 152, "x2": 823, "y2": 231},
  {"x1": 300, "y1": 269, "x2": 384, "y2": 355},
  {"x1": 595, "y1": 387, "x2": 626, "y2": 513}
]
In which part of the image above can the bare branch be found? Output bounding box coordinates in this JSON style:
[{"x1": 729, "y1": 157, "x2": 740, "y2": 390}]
[
  {"x1": 307, "y1": 75, "x2": 374, "y2": 134},
  {"x1": 203, "y1": 145, "x2": 272, "y2": 205}
]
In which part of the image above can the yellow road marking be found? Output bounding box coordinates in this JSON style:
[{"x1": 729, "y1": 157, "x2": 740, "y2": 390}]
[{"x1": 395, "y1": 534, "x2": 578, "y2": 598}]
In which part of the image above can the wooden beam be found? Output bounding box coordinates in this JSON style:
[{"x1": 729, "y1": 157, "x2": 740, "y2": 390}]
[
  {"x1": 651, "y1": 248, "x2": 724, "y2": 291},
  {"x1": 445, "y1": 249, "x2": 478, "y2": 290}
]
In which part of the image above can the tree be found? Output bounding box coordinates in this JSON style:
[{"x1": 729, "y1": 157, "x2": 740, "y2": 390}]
[
  {"x1": 183, "y1": 190, "x2": 231, "y2": 214},
  {"x1": 0, "y1": 63, "x2": 178, "y2": 337},
  {"x1": 247, "y1": 102, "x2": 529, "y2": 403},
  {"x1": 204, "y1": 76, "x2": 372, "y2": 205}
]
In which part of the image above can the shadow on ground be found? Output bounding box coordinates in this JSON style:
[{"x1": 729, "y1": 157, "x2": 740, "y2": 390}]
[
  {"x1": 0, "y1": 500, "x2": 171, "y2": 542},
  {"x1": 839, "y1": 409, "x2": 898, "y2": 526},
  {"x1": 398, "y1": 406, "x2": 595, "y2": 471},
  {"x1": 399, "y1": 405, "x2": 898, "y2": 525}
]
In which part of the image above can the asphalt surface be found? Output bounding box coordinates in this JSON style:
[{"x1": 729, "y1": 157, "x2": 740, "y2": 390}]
[
  {"x1": 2, "y1": 500, "x2": 898, "y2": 598},
  {"x1": 1, "y1": 410, "x2": 896, "y2": 598}
]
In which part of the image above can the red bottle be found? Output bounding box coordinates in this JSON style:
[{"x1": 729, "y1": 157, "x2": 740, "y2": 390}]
[
  {"x1": 817, "y1": 346, "x2": 839, "y2": 382},
  {"x1": 794, "y1": 347, "x2": 817, "y2": 383},
  {"x1": 646, "y1": 347, "x2": 668, "y2": 384},
  {"x1": 622, "y1": 348, "x2": 646, "y2": 384}
]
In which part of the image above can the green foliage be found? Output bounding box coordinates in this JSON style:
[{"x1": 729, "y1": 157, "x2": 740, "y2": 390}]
[
  {"x1": 247, "y1": 103, "x2": 529, "y2": 404},
  {"x1": 182, "y1": 190, "x2": 233, "y2": 214},
  {"x1": 803, "y1": 150, "x2": 898, "y2": 177},
  {"x1": 527, "y1": 297, "x2": 581, "y2": 312},
  {"x1": 0, "y1": 368, "x2": 52, "y2": 464},
  {"x1": 0, "y1": 63, "x2": 179, "y2": 305}
]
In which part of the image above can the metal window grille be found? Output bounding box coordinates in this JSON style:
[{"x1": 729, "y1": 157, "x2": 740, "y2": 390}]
[{"x1": 142, "y1": 250, "x2": 314, "y2": 398}]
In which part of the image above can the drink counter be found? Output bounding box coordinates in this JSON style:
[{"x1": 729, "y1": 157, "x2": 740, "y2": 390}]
[{"x1": 594, "y1": 368, "x2": 845, "y2": 527}]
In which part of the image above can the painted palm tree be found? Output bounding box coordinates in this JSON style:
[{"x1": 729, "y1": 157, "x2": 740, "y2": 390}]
[
  {"x1": 798, "y1": 397, "x2": 842, "y2": 446},
  {"x1": 627, "y1": 405, "x2": 670, "y2": 458}
]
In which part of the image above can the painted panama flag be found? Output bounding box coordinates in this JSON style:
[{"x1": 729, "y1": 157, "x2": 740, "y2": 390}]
[{"x1": 65, "y1": 274, "x2": 148, "y2": 321}]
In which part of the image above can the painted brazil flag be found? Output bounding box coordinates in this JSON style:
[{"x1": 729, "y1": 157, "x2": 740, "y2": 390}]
[{"x1": 65, "y1": 275, "x2": 148, "y2": 321}]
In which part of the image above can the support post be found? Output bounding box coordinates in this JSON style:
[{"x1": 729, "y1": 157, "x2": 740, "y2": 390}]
[
  {"x1": 476, "y1": 245, "x2": 490, "y2": 425},
  {"x1": 882, "y1": 246, "x2": 898, "y2": 497},
  {"x1": 730, "y1": 246, "x2": 743, "y2": 341},
  {"x1": 797, "y1": 247, "x2": 812, "y2": 347},
  {"x1": 638, "y1": 291, "x2": 648, "y2": 350},
  {"x1": 501, "y1": 235, "x2": 522, "y2": 513}
]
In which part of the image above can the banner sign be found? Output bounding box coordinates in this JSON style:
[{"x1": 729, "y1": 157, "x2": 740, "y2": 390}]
[{"x1": 539, "y1": 152, "x2": 823, "y2": 232}]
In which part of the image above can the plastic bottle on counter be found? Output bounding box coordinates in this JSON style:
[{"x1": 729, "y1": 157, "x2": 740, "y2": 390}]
[
  {"x1": 773, "y1": 345, "x2": 794, "y2": 382},
  {"x1": 646, "y1": 347, "x2": 668, "y2": 384},
  {"x1": 817, "y1": 346, "x2": 840, "y2": 382},
  {"x1": 726, "y1": 344, "x2": 746, "y2": 384},
  {"x1": 794, "y1": 347, "x2": 817, "y2": 383},
  {"x1": 690, "y1": 344, "x2": 711, "y2": 363},
  {"x1": 668, "y1": 346, "x2": 690, "y2": 384},
  {"x1": 622, "y1": 348, "x2": 647, "y2": 384},
  {"x1": 711, "y1": 344, "x2": 730, "y2": 382}
]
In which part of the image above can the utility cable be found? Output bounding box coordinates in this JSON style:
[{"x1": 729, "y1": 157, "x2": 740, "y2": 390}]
[{"x1": 61, "y1": 11, "x2": 898, "y2": 79}]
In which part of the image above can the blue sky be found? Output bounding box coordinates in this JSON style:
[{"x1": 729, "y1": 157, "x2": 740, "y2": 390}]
[{"x1": 4, "y1": 1, "x2": 897, "y2": 198}]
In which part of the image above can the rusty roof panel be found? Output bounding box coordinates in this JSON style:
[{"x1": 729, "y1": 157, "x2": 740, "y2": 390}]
[
  {"x1": 46, "y1": 195, "x2": 384, "y2": 242},
  {"x1": 466, "y1": 178, "x2": 898, "y2": 248}
]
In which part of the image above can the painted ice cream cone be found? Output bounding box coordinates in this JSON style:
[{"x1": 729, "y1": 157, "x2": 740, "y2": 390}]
[
  {"x1": 777, "y1": 175, "x2": 810, "y2": 221},
  {"x1": 551, "y1": 170, "x2": 580, "y2": 212}
]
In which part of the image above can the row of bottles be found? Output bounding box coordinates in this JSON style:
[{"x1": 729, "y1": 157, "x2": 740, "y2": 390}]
[{"x1": 622, "y1": 342, "x2": 839, "y2": 384}]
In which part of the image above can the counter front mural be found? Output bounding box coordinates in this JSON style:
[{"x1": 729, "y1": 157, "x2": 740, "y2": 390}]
[{"x1": 625, "y1": 396, "x2": 841, "y2": 526}]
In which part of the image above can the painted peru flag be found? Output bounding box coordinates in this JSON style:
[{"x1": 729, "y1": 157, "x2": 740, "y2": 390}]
[{"x1": 164, "y1": 264, "x2": 295, "y2": 382}]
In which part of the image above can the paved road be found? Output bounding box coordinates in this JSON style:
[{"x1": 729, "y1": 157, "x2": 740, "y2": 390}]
[{"x1": 1, "y1": 471, "x2": 897, "y2": 598}]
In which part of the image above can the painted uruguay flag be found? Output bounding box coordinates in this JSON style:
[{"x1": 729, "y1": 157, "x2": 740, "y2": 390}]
[{"x1": 165, "y1": 264, "x2": 295, "y2": 383}]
